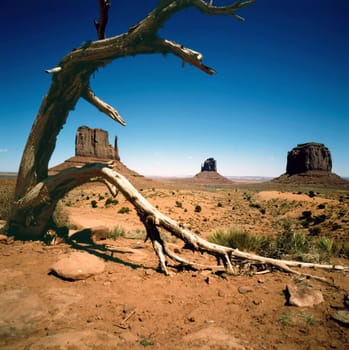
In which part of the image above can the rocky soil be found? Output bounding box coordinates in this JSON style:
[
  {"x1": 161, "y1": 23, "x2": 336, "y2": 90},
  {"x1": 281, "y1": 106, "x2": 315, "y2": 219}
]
[{"x1": 0, "y1": 177, "x2": 349, "y2": 349}]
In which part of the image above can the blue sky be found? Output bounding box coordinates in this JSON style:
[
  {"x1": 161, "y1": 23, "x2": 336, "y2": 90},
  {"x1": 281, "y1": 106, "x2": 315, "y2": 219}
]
[{"x1": 0, "y1": 0, "x2": 348, "y2": 177}]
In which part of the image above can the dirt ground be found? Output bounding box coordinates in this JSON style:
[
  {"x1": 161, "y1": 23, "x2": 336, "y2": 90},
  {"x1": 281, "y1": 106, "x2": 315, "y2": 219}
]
[{"x1": 1, "y1": 177, "x2": 349, "y2": 349}]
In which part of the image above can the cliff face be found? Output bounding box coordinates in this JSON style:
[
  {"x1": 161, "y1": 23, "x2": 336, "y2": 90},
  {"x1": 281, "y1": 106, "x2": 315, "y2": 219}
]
[
  {"x1": 75, "y1": 126, "x2": 120, "y2": 161},
  {"x1": 286, "y1": 142, "x2": 332, "y2": 175}
]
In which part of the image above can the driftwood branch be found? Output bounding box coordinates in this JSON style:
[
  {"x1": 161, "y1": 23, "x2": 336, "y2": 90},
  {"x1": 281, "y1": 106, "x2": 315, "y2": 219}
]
[
  {"x1": 161, "y1": 39, "x2": 216, "y2": 74},
  {"x1": 82, "y1": 87, "x2": 126, "y2": 126},
  {"x1": 94, "y1": 0, "x2": 111, "y2": 39}
]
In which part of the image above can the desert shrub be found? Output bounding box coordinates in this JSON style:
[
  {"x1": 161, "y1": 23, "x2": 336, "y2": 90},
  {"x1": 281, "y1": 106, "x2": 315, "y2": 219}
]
[
  {"x1": 175, "y1": 201, "x2": 182, "y2": 208},
  {"x1": 341, "y1": 242, "x2": 349, "y2": 258},
  {"x1": 316, "y1": 237, "x2": 334, "y2": 262},
  {"x1": 91, "y1": 200, "x2": 98, "y2": 208},
  {"x1": 125, "y1": 229, "x2": 146, "y2": 240},
  {"x1": 105, "y1": 197, "x2": 119, "y2": 206},
  {"x1": 308, "y1": 190, "x2": 316, "y2": 198},
  {"x1": 300, "y1": 210, "x2": 312, "y2": 220},
  {"x1": 317, "y1": 203, "x2": 326, "y2": 209},
  {"x1": 217, "y1": 202, "x2": 223, "y2": 208},
  {"x1": 0, "y1": 180, "x2": 15, "y2": 220},
  {"x1": 309, "y1": 227, "x2": 321, "y2": 236},
  {"x1": 52, "y1": 201, "x2": 70, "y2": 227},
  {"x1": 108, "y1": 226, "x2": 125, "y2": 240},
  {"x1": 98, "y1": 194, "x2": 105, "y2": 201},
  {"x1": 313, "y1": 214, "x2": 326, "y2": 225},
  {"x1": 208, "y1": 224, "x2": 343, "y2": 262},
  {"x1": 331, "y1": 223, "x2": 341, "y2": 230},
  {"x1": 243, "y1": 192, "x2": 252, "y2": 201},
  {"x1": 208, "y1": 228, "x2": 260, "y2": 252},
  {"x1": 194, "y1": 205, "x2": 202, "y2": 213},
  {"x1": 274, "y1": 223, "x2": 311, "y2": 259},
  {"x1": 118, "y1": 207, "x2": 130, "y2": 214}
]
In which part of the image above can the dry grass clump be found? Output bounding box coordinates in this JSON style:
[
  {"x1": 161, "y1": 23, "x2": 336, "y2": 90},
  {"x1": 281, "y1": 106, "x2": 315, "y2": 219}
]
[
  {"x1": 0, "y1": 179, "x2": 15, "y2": 221},
  {"x1": 208, "y1": 223, "x2": 349, "y2": 262}
]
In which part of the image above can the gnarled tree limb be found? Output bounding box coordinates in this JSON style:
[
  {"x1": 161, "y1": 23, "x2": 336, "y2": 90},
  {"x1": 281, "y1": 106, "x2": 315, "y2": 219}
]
[{"x1": 82, "y1": 86, "x2": 126, "y2": 126}]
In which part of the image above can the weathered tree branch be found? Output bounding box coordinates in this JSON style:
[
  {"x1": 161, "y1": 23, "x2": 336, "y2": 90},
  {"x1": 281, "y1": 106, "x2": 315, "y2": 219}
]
[
  {"x1": 94, "y1": 0, "x2": 111, "y2": 39},
  {"x1": 161, "y1": 39, "x2": 216, "y2": 74},
  {"x1": 82, "y1": 86, "x2": 126, "y2": 126}
]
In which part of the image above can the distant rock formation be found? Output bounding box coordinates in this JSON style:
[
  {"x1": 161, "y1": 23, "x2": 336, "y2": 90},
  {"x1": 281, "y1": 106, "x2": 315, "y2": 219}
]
[
  {"x1": 75, "y1": 126, "x2": 120, "y2": 161},
  {"x1": 286, "y1": 142, "x2": 332, "y2": 175},
  {"x1": 273, "y1": 142, "x2": 348, "y2": 187},
  {"x1": 192, "y1": 157, "x2": 231, "y2": 184},
  {"x1": 201, "y1": 158, "x2": 217, "y2": 172}
]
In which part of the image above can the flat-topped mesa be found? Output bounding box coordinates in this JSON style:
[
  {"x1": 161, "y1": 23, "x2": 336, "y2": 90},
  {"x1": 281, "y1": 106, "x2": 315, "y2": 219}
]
[
  {"x1": 75, "y1": 126, "x2": 120, "y2": 161},
  {"x1": 272, "y1": 142, "x2": 348, "y2": 187},
  {"x1": 286, "y1": 142, "x2": 331, "y2": 175},
  {"x1": 201, "y1": 157, "x2": 217, "y2": 172}
]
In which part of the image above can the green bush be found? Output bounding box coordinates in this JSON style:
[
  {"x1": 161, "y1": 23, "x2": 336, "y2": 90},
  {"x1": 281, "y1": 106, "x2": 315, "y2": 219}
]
[
  {"x1": 118, "y1": 207, "x2": 130, "y2": 214},
  {"x1": 175, "y1": 201, "x2": 182, "y2": 208},
  {"x1": 194, "y1": 205, "x2": 202, "y2": 213},
  {"x1": 91, "y1": 200, "x2": 98, "y2": 208},
  {"x1": 208, "y1": 228, "x2": 262, "y2": 252},
  {"x1": 275, "y1": 224, "x2": 311, "y2": 258},
  {"x1": 105, "y1": 197, "x2": 119, "y2": 206}
]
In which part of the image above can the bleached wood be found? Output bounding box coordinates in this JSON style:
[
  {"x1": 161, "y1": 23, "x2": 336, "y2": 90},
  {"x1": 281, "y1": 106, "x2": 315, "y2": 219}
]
[{"x1": 82, "y1": 87, "x2": 126, "y2": 126}]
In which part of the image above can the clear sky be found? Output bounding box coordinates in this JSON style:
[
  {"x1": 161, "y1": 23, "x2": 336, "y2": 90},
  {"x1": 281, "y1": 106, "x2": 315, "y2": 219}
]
[{"x1": 0, "y1": 1, "x2": 348, "y2": 177}]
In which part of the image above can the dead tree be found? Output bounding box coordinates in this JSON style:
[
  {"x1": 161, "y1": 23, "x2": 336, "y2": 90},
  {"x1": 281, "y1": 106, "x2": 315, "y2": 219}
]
[{"x1": 7, "y1": 0, "x2": 348, "y2": 279}]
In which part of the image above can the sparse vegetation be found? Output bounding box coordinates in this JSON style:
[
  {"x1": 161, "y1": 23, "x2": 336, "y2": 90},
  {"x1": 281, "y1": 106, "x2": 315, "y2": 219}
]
[
  {"x1": 194, "y1": 205, "x2": 202, "y2": 213},
  {"x1": 105, "y1": 197, "x2": 119, "y2": 206},
  {"x1": 108, "y1": 226, "x2": 125, "y2": 240},
  {"x1": 279, "y1": 311, "x2": 315, "y2": 327},
  {"x1": 175, "y1": 201, "x2": 183, "y2": 208},
  {"x1": 0, "y1": 179, "x2": 15, "y2": 221},
  {"x1": 208, "y1": 222, "x2": 346, "y2": 263},
  {"x1": 118, "y1": 207, "x2": 131, "y2": 214}
]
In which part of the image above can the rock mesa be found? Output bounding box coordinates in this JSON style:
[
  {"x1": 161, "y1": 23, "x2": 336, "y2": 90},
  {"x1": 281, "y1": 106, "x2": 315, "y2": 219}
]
[
  {"x1": 75, "y1": 126, "x2": 120, "y2": 160},
  {"x1": 286, "y1": 142, "x2": 332, "y2": 175}
]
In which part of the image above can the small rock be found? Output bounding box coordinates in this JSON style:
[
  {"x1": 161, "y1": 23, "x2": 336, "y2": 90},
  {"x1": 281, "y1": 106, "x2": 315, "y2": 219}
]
[
  {"x1": 285, "y1": 283, "x2": 324, "y2": 307},
  {"x1": 238, "y1": 286, "x2": 253, "y2": 294},
  {"x1": 217, "y1": 289, "x2": 225, "y2": 297},
  {"x1": 50, "y1": 251, "x2": 105, "y2": 281},
  {"x1": 331, "y1": 310, "x2": 349, "y2": 327},
  {"x1": 0, "y1": 234, "x2": 14, "y2": 244}
]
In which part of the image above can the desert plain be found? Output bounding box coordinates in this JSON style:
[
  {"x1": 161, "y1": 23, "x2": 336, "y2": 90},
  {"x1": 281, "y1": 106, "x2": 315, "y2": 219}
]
[{"x1": 0, "y1": 174, "x2": 349, "y2": 349}]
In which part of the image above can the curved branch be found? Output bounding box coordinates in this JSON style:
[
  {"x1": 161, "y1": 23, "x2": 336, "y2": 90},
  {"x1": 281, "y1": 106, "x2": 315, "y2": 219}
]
[
  {"x1": 161, "y1": 39, "x2": 216, "y2": 74},
  {"x1": 193, "y1": 0, "x2": 255, "y2": 20},
  {"x1": 82, "y1": 87, "x2": 126, "y2": 126}
]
